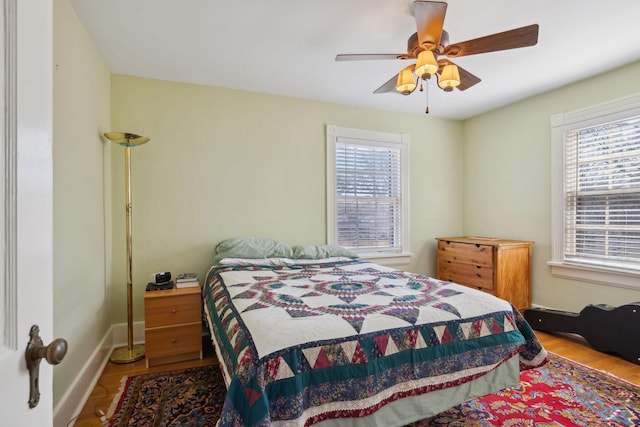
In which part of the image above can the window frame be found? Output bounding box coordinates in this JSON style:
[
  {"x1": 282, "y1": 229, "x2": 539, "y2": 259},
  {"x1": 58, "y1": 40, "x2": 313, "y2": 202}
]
[
  {"x1": 549, "y1": 93, "x2": 640, "y2": 290},
  {"x1": 326, "y1": 125, "x2": 411, "y2": 265}
]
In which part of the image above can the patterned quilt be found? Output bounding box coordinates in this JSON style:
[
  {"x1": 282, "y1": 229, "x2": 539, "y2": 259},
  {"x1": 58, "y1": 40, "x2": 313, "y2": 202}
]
[{"x1": 203, "y1": 260, "x2": 547, "y2": 427}]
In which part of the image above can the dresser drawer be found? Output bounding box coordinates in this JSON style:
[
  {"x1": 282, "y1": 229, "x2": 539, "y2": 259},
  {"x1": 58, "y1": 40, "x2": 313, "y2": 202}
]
[
  {"x1": 145, "y1": 293, "x2": 200, "y2": 328},
  {"x1": 437, "y1": 240, "x2": 493, "y2": 267},
  {"x1": 145, "y1": 324, "x2": 201, "y2": 358},
  {"x1": 438, "y1": 259, "x2": 494, "y2": 290}
]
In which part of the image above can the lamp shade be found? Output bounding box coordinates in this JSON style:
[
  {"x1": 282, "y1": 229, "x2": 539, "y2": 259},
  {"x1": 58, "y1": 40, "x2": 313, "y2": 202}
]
[
  {"x1": 396, "y1": 69, "x2": 416, "y2": 94},
  {"x1": 414, "y1": 50, "x2": 438, "y2": 79},
  {"x1": 104, "y1": 132, "x2": 150, "y2": 147},
  {"x1": 438, "y1": 64, "x2": 460, "y2": 92}
]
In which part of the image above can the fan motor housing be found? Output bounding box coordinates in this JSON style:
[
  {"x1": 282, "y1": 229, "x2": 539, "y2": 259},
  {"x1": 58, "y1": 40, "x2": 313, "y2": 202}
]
[{"x1": 407, "y1": 30, "x2": 449, "y2": 57}]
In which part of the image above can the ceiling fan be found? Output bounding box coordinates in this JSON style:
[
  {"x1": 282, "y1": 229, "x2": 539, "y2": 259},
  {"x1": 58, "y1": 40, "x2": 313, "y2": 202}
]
[{"x1": 335, "y1": 0, "x2": 539, "y2": 112}]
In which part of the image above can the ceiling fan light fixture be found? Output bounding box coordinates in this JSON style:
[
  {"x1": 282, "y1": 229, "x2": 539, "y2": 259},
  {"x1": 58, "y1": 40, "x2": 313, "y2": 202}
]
[
  {"x1": 415, "y1": 50, "x2": 438, "y2": 79},
  {"x1": 438, "y1": 64, "x2": 460, "y2": 92},
  {"x1": 396, "y1": 69, "x2": 416, "y2": 94},
  {"x1": 337, "y1": 2, "x2": 540, "y2": 109}
]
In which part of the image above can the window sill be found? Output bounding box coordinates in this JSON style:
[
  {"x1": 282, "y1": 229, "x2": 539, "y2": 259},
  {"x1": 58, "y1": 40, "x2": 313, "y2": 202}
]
[
  {"x1": 359, "y1": 252, "x2": 412, "y2": 266},
  {"x1": 547, "y1": 260, "x2": 640, "y2": 290}
]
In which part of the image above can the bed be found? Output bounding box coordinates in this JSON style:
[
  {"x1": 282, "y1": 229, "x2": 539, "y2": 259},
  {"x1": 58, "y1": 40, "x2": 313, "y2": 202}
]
[{"x1": 202, "y1": 239, "x2": 547, "y2": 426}]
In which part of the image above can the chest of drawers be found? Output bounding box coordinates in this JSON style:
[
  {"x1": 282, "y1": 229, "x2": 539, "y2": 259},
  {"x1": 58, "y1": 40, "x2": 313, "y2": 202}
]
[
  {"x1": 436, "y1": 236, "x2": 533, "y2": 311},
  {"x1": 144, "y1": 286, "x2": 202, "y2": 367}
]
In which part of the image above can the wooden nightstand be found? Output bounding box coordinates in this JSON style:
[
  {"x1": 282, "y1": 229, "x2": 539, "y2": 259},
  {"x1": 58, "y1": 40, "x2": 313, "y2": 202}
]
[
  {"x1": 144, "y1": 286, "x2": 202, "y2": 367},
  {"x1": 436, "y1": 236, "x2": 533, "y2": 311}
]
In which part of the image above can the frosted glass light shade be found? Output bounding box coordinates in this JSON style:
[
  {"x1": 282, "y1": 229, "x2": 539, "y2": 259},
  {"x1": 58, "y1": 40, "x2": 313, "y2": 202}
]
[
  {"x1": 415, "y1": 50, "x2": 438, "y2": 78},
  {"x1": 396, "y1": 69, "x2": 416, "y2": 94},
  {"x1": 438, "y1": 64, "x2": 460, "y2": 92}
]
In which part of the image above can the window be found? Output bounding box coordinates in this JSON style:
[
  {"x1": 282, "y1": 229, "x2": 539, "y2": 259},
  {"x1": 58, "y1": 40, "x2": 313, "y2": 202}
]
[
  {"x1": 326, "y1": 125, "x2": 410, "y2": 265},
  {"x1": 549, "y1": 93, "x2": 640, "y2": 289}
]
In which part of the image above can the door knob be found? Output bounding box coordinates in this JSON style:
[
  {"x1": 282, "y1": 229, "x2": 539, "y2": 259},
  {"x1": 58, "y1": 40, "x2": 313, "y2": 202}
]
[{"x1": 25, "y1": 324, "x2": 68, "y2": 408}]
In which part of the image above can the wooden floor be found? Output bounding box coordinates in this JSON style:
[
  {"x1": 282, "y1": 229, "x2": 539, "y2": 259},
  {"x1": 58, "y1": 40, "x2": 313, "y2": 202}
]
[{"x1": 70, "y1": 331, "x2": 640, "y2": 426}]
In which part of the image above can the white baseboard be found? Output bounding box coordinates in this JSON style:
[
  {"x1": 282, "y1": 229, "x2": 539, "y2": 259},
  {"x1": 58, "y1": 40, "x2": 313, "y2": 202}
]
[
  {"x1": 110, "y1": 320, "x2": 146, "y2": 349},
  {"x1": 53, "y1": 321, "x2": 145, "y2": 427}
]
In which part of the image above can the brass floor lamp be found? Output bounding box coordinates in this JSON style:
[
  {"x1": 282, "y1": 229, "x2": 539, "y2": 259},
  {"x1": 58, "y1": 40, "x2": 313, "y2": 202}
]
[{"x1": 104, "y1": 131, "x2": 150, "y2": 363}]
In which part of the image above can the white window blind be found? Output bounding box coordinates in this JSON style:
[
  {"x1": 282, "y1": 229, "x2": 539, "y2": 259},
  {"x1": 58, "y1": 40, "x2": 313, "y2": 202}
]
[
  {"x1": 326, "y1": 125, "x2": 410, "y2": 264},
  {"x1": 336, "y1": 142, "x2": 401, "y2": 251},
  {"x1": 563, "y1": 115, "x2": 640, "y2": 270}
]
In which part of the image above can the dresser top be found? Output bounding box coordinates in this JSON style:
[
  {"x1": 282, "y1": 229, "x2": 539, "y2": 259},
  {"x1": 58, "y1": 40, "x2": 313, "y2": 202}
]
[{"x1": 436, "y1": 236, "x2": 534, "y2": 246}]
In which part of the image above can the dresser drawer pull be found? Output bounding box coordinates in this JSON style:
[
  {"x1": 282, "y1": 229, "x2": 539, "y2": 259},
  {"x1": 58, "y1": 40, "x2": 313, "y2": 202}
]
[
  {"x1": 172, "y1": 338, "x2": 177, "y2": 344},
  {"x1": 171, "y1": 308, "x2": 177, "y2": 314}
]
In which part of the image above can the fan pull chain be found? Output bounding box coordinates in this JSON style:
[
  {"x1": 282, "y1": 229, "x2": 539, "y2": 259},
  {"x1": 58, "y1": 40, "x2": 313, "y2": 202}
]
[{"x1": 424, "y1": 80, "x2": 429, "y2": 114}]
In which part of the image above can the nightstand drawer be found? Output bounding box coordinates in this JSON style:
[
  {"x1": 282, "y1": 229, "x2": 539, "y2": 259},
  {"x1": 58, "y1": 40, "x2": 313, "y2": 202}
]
[
  {"x1": 145, "y1": 324, "x2": 201, "y2": 358},
  {"x1": 437, "y1": 240, "x2": 493, "y2": 267},
  {"x1": 145, "y1": 293, "x2": 200, "y2": 328},
  {"x1": 438, "y1": 259, "x2": 494, "y2": 290}
]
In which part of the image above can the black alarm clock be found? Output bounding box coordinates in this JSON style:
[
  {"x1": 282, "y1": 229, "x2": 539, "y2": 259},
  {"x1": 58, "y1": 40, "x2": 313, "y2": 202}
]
[{"x1": 151, "y1": 271, "x2": 171, "y2": 285}]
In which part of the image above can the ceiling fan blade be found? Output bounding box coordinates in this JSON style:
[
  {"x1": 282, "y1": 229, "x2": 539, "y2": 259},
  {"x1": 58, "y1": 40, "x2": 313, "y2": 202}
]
[
  {"x1": 413, "y1": 0, "x2": 447, "y2": 50},
  {"x1": 443, "y1": 24, "x2": 539, "y2": 57},
  {"x1": 455, "y1": 64, "x2": 481, "y2": 91},
  {"x1": 335, "y1": 53, "x2": 410, "y2": 61},
  {"x1": 373, "y1": 74, "x2": 399, "y2": 94}
]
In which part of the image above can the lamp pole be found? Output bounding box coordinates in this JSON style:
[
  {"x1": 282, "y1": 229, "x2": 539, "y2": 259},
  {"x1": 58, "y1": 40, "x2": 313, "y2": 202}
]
[{"x1": 104, "y1": 131, "x2": 149, "y2": 363}]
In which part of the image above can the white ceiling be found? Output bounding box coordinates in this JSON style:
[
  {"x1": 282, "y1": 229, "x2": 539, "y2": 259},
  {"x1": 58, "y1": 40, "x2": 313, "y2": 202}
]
[{"x1": 70, "y1": 0, "x2": 640, "y2": 120}]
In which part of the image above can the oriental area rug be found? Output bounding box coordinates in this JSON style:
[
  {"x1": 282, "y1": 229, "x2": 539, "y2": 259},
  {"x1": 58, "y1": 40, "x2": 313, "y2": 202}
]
[{"x1": 106, "y1": 353, "x2": 640, "y2": 426}]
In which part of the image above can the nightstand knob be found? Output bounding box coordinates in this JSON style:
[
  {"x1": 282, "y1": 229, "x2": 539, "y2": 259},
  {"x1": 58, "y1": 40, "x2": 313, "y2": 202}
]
[
  {"x1": 171, "y1": 308, "x2": 177, "y2": 314},
  {"x1": 172, "y1": 338, "x2": 177, "y2": 344}
]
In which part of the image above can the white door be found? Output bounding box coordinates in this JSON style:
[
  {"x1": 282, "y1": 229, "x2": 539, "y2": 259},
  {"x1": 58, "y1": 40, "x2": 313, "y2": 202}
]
[{"x1": 0, "y1": 0, "x2": 55, "y2": 426}]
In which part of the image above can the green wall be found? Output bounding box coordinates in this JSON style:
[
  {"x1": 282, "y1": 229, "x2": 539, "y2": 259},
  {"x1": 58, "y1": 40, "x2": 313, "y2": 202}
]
[
  {"x1": 463, "y1": 61, "x2": 640, "y2": 312},
  {"x1": 109, "y1": 75, "x2": 464, "y2": 325},
  {"x1": 52, "y1": 0, "x2": 112, "y2": 406}
]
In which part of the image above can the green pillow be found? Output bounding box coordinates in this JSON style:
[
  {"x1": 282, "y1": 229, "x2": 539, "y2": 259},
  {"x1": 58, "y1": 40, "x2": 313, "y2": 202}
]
[
  {"x1": 292, "y1": 244, "x2": 358, "y2": 259},
  {"x1": 213, "y1": 237, "x2": 293, "y2": 264}
]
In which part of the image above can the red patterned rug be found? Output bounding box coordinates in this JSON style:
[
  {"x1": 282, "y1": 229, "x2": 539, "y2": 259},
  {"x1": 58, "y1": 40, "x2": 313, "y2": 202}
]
[
  {"x1": 107, "y1": 353, "x2": 639, "y2": 426},
  {"x1": 413, "y1": 353, "x2": 640, "y2": 426}
]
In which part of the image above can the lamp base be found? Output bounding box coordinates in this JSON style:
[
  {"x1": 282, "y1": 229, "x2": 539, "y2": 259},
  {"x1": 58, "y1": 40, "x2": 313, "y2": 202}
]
[{"x1": 110, "y1": 344, "x2": 145, "y2": 364}]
